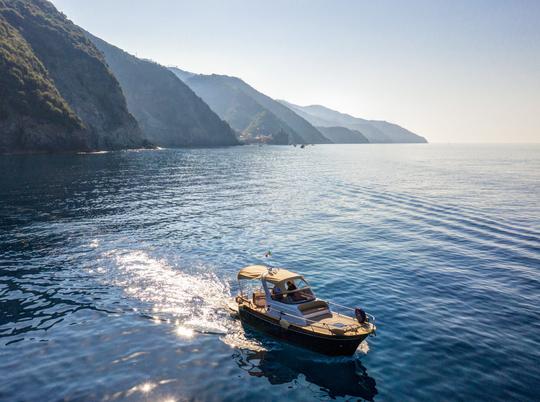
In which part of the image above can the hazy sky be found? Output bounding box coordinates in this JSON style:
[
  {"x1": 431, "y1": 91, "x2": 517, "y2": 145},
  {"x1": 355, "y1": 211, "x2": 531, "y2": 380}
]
[{"x1": 50, "y1": 0, "x2": 539, "y2": 143}]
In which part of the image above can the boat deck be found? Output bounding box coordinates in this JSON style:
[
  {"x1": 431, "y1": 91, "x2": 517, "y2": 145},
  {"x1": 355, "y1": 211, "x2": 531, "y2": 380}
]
[{"x1": 238, "y1": 299, "x2": 375, "y2": 337}]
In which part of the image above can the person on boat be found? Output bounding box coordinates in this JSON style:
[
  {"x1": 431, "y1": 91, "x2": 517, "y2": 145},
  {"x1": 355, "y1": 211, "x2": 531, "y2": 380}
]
[
  {"x1": 286, "y1": 280, "x2": 303, "y2": 302},
  {"x1": 272, "y1": 285, "x2": 283, "y2": 301},
  {"x1": 286, "y1": 280, "x2": 298, "y2": 292}
]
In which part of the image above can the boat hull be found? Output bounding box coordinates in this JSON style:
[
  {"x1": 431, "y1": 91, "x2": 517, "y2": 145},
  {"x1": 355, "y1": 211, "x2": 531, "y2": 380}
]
[{"x1": 238, "y1": 305, "x2": 368, "y2": 356}]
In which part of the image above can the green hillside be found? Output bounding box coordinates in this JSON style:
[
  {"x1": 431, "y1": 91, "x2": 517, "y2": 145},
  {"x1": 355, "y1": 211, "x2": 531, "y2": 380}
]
[{"x1": 0, "y1": 0, "x2": 148, "y2": 153}]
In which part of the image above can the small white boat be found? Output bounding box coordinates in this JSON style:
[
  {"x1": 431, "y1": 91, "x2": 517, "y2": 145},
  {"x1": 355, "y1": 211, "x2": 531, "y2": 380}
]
[{"x1": 232, "y1": 265, "x2": 376, "y2": 356}]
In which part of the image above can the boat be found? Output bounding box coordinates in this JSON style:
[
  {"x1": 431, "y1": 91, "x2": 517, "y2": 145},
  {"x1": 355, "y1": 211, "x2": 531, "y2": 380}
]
[{"x1": 231, "y1": 265, "x2": 376, "y2": 356}]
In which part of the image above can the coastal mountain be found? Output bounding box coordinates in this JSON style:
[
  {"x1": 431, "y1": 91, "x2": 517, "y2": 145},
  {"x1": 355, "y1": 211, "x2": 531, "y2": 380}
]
[
  {"x1": 89, "y1": 38, "x2": 238, "y2": 147},
  {"x1": 168, "y1": 67, "x2": 196, "y2": 82},
  {"x1": 0, "y1": 0, "x2": 424, "y2": 152},
  {"x1": 169, "y1": 70, "x2": 297, "y2": 144},
  {"x1": 280, "y1": 101, "x2": 427, "y2": 144},
  {"x1": 316, "y1": 126, "x2": 369, "y2": 144},
  {"x1": 0, "y1": 0, "x2": 148, "y2": 153},
  {"x1": 170, "y1": 69, "x2": 330, "y2": 145}
]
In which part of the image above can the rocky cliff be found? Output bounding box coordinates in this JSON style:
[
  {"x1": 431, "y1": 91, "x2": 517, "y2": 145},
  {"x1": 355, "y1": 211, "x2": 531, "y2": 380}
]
[
  {"x1": 89, "y1": 36, "x2": 239, "y2": 147},
  {"x1": 171, "y1": 70, "x2": 329, "y2": 144},
  {"x1": 317, "y1": 126, "x2": 369, "y2": 144},
  {"x1": 280, "y1": 101, "x2": 427, "y2": 144},
  {"x1": 0, "y1": 0, "x2": 148, "y2": 153}
]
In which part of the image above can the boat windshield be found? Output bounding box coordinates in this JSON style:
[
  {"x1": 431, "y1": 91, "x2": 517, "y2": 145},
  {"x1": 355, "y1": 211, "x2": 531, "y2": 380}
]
[{"x1": 271, "y1": 278, "x2": 315, "y2": 304}]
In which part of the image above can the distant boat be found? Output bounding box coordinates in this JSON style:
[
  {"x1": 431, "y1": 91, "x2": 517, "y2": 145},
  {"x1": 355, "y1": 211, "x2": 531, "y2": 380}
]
[
  {"x1": 300, "y1": 144, "x2": 305, "y2": 149},
  {"x1": 229, "y1": 265, "x2": 376, "y2": 356}
]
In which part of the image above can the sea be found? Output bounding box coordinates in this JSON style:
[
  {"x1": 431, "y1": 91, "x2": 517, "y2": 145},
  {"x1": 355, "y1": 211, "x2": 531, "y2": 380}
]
[{"x1": 1, "y1": 144, "x2": 539, "y2": 401}]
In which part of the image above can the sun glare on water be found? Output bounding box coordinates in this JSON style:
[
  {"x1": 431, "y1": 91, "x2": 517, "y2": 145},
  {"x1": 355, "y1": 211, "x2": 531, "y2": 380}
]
[
  {"x1": 93, "y1": 249, "x2": 263, "y2": 350},
  {"x1": 175, "y1": 326, "x2": 195, "y2": 338}
]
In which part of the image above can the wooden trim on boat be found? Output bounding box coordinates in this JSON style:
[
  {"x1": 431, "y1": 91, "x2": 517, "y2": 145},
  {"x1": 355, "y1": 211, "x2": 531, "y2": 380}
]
[
  {"x1": 238, "y1": 304, "x2": 368, "y2": 356},
  {"x1": 239, "y1": 303, "x2": 370, "y2": 340}
]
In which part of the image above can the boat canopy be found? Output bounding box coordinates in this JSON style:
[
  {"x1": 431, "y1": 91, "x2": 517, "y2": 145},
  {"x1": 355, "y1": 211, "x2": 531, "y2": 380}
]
[{"x1": 237, "y1": 265, "x2": 303, "y2": 285}]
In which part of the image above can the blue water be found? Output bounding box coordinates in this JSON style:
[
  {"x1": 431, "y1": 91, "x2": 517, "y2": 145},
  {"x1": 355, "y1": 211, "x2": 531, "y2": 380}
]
[{"x1": 1, "y1": 144, "x2": 539, "y2": 401}]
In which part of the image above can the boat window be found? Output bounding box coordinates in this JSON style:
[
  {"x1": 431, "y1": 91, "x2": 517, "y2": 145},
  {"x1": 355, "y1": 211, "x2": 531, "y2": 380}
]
[
  {"x1": 288, "y1": 279, "x2": 309, "y2": 289},
  {"x1": 285, "y1": 288, "x2": 315, "y2": 304},
  {"x1": 272, "y1": 279, "x2": 315, "y2": 304},
  {"x1": 239, "y1": 280, "x2": 263, "y2": 299},
  {"x1": 271, "y1": 285, "x2": 284, "y2": 301}
]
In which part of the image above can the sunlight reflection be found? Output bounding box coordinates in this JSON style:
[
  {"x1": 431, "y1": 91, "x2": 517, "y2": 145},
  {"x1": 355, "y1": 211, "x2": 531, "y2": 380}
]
[
  {"x1": 126, "y1": 381, "x2": 157, "y2": 395},
  {"x1": 98, "y1": 249, "x2": 265, "y2": 351},
  {"x1": 175, "y1": 326, "x2": 195, "y2": 338},
  {"x1": 140, "y1": 382, "x2": 155, "y2": 393},
  {"x1": 105, "y1": 251, "x2": 229, "y2": 333}
]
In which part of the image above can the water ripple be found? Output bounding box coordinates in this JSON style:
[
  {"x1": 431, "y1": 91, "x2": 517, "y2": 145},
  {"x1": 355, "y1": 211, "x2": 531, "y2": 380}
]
[{"x1": 0, "y1": 144, "x2": 539, "y2": 401}]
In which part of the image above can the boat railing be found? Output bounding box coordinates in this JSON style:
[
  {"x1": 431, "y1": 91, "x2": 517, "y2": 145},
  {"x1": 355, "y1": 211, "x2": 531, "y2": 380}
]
[
  {"x1": 276, "y1": 310, "x2": 350, "y2": 333},
  {"x1": 237, "y1": 294, "x2": 375, "y2": 334},
  {"x1": 276, "y1": 306, "x2": 374, "y2": 334},
  {"x1": 326, "y1": 300, "x2": 376, "y2": 324}
]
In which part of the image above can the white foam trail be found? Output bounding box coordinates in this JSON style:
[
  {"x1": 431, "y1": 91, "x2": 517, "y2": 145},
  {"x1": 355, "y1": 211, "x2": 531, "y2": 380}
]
[
  {"x1": 358, "y1": 340, "x2": 370, "y2": 354},
  {"x1": 108, "y1": 250, "x2": 228, "y2": 332},
  {"x1": 76, "y1": 150, "x2": 110, "y2": 155},
  {"x1": 97, "y1": 249, "x2": 264, "y2": 350},
  {"x1": 220, "y1": 322, "x2": 267, "y2": 352}
]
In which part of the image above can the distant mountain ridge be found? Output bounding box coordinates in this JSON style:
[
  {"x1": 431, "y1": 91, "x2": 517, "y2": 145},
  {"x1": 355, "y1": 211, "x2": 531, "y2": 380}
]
[
  {"x1": 279, "y1": 101, "x2": 427, "y2": 144},
  {"x1": 168, "y1": 67, "x2": 196, "y2": 82},
  {"x1": 0, "y1": 0, "x2": 425, "y2": 153},
  {"x1": 88, "y1": 35, "x2": 238, "y2": 148},
  {"x1": 170, "y1": 68, "x2": 330, "y2": 145},
  {"x1": 0, "y1": 0, "x2": 148, "y2": 153},
  {"x1": 317, "y1": 126, "x2": 369, "y2": 144}
]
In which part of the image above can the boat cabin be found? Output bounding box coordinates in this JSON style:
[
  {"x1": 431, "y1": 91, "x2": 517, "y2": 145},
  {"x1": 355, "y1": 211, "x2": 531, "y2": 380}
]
[{"x1": 237, "y1": 265, "x2": 332, "y2": 326}]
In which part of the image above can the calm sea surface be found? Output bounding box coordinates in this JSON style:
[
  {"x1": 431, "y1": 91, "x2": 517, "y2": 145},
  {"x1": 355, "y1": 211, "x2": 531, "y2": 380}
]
[{"x1": 1, "y1": 144, "x2": 539, "y2": 401}]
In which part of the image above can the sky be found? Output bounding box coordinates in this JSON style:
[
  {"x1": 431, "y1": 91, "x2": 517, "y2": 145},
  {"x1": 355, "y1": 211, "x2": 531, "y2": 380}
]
[{"x1": 50, "y1": 0, "x2": 540, "y2": 143}]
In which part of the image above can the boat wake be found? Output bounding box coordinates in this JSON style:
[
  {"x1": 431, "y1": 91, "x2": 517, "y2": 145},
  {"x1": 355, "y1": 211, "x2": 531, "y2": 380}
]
[
  {"x1": 93, "y1": 248, "x2": 266, "y2": 350},
  {"x1": 89, "y1": 247, "x2": 370, "y2": 355}
]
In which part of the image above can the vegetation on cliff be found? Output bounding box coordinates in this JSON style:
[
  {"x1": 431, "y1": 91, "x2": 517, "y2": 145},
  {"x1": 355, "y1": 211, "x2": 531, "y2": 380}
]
[
  {"x1": 171, "y1": 70, "x2": 329, "y2": 145},
  {"x1": 89, "y1": 34, "x2": 238, "y2": 147},
  {"x1": 0, "y1": 0, "x2": 147, "y2": 153}
]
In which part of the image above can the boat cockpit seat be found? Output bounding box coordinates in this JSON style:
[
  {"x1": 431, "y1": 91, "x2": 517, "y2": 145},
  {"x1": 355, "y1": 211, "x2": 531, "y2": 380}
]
[
  {"x1": 298, "y1": 300, "x2": 330, "y2": 317},
  {"x1": 252, "y1": 291, "x2": 266, "y2": 308}
]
